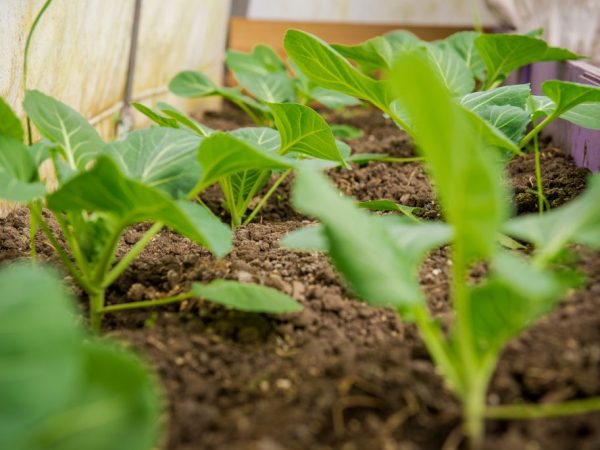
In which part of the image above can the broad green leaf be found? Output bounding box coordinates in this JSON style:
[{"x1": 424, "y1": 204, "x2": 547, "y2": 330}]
[
  {"x1": 388, "y1": 53, "x2": 509, "y2": 260},
  {"x1": 229, "y1": 127, "x2": 280, "y2": 152},
  {"x1": 292, "y1": 169, "x2": 424, "y2": 311},
  {"x1": 505, "y1": 174, "x2": 600, "y2": 262},
  {"x1": 284, "y1": 29, "x2": 390, "y2": 111},
  {"x1": 465, "y1": 252, "x2": 570, "y2": 358},
  {"x1": 107, "y1": 128, "x2": 202, "y2": 199},
  {"x1": 463, "y1": 106, "x2": 522, "y2": 154},
  {"x1": 309, "y1": 87, "x2": 361, "y2": 110},
  {"x1": 24, "y1": 90, "x2": 106, "y2": 170},
  {"x1": 461, "y1": 84, "x2": 531, "y2": 111},
  {"x1": 385, "y1": 30, "x2": 423, "y2": 51},
  {"x1": 235, "y1": 71, "x2": 295, "y2": 103},
  {"x1": 0, "y1": 265, "x2": 83, "y2": 445},
  {"x1": 0, "y1": 97, "x2": 24, "y2": 141},
  {"x1": 330, "y1": 124, "x2": 364, "y2": 140},
  {"x1": 475, "y1": 34, "x2": 580, "y2": 88},
  {"x1": 475, "y1": 104, "x2": 530, "y2": 143},
  {"x1": 269, "y1": 103, "x2": 346, "y2": 164},
  {"x1": 47, "y1": 157, "x2": 232, "y2": 257},
  {"x1": 446, "y1": 31, "x2": 486, "y2": 81},
  {"x1": 0, "y1": 136, "x2": 45, "y2": 201},
  {"x1": 532, "y1": 95, "x2": 600, "y2": 129},
  {"x1": 427, "y1": 43, "x2": 475, "y2": 96},
  {"x1": 192, "y1": 280, "x2": 302, "y2": 313},
  {"x1": 225, "y1": 45, "x2": 286, "y2": 76},
  {"x1": 542, "y1": 80, "x2": 600, "y2": 118},
  {"x1": 332, "y1": 36, "x2": 394, "y2": 70},
  {"x1": 196, "y1": 132, "x2": 292, "y2": 190},
  {"x1": 169, "y1": 71, "x2": 217, "y2": 97},
  {"x1": 131, "y1": 102, "x2": 178, "y2": 128}
]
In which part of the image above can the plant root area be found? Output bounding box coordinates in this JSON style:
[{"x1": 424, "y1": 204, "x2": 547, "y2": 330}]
[{"x1": 1, "y1": 105, "x2": 599, "y2": 450}]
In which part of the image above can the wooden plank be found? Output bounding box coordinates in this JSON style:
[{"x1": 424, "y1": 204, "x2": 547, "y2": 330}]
[{"x1": 228, "y1": 17, "x2": 475, "y2": 55}]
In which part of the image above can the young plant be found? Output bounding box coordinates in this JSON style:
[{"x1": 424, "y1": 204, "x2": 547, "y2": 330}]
[
  {"x1": 284, "y1": 53, "x2": 600, "y2": 447},
  {"x1": 135, "y1": 100, "x2": 351, "y2": 228},
  {"x1": 0, "y1": 92, "x2": 301, "y2": 332},
  {"x1": 285, "y1": 29, "x2": 600, "y2": 214},
  {"x1": 0, "y1": 264, "x2": 161, "y2": 450},
  {"x1": 168, "y1": 44, "x2": 361, "y2": 128}
]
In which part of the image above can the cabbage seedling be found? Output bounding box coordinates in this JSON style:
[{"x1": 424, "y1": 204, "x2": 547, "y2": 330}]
[
  {"x1": 135, "y1": 101, "x2": 351, "y2": 228},
  {"x1": 285, "y1": 53, "x2": 600, "y2": 447},
  {"x1": 0, "y1": 92, "x2": 301, "y2": 332},
  {"x1": 168, "y1": 44, "x2": 361, "y2": 129}
]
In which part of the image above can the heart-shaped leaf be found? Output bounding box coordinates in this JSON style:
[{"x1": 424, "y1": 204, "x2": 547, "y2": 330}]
[
  {"x1": 269, "y1": 102, "x2": 347, "y2": 165},
  {"x1": 24, "y1": 90, "x2": 106, "y2": 170},
  {"x1": 284, "y1": 29, "x2": 390, "y2": 112},
  {"x1": 107, "y1": 127, "x2": 202, "y2": 199}
]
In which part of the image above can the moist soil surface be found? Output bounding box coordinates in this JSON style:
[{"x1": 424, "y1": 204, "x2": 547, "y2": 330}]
[{"x1": 2, "y1": 105, "x2": 599, "y2": 450}]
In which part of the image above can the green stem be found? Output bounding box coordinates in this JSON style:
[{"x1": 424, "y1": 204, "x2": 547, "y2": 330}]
[
  {"x1": 23, "y1": 0, "x2": 54, "y2": 145},
  {"x1": 93, "y1": 227, "x2": 123, "y2": 285},
  {"x1": 53, "y1": 211, "x2": 92, "y2": 279},
  {"x1": 486, "y1": 396, "x2": 600, "y2": 420},
  {"x1": 519, "y1": 113, "x2": 556, "y2": 148},
  {"x1": 31, "y1": 206, "x2": 91, "y2": 292},
  {"x1": 463, "y1": 378, "x2": 488, "y2": 449},
  {"x1": 243, "y1": 169, "x2": 291, "y2": 226},
  {"x1": 102, "y1": 222, "x2": 163, "y2": 288},
  {"x1": 99, "y1": 291, "x2": 194, "y2": 314},
  {"x1": 533, "y1": 128, "x2": 545, "y2": 214},
  {"x1": 412, "y1": 306, "x2": 463, "y2": 396},
  {"x1": 222, "y1": 178, "x2": 241, "y2": 228},
  {"x1": 89, "y1": 289, "x2": 105, "y2": 333},
  {"x1": 452, "y1": 245, "x2": 476, "y2": 379}
]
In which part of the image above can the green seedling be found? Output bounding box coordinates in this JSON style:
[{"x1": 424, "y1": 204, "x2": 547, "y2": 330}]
[
  {"x1": 135, "y1": 100, "x2": 351, "y2": 228},
  {"x1": 0, "y1": 264, "x2": 161, "y2": 450},
  {"x1": 0, "y1": 92, "x2": 301, "y2": 332},
  {"x1": 284, "y1": 53, "x2": 600, "y2": 447},
  {"x1": 285, "y1": 29, "x2": 600, "y2": 214},
  {"x1": 168, "y1": 44, "x2": 361, "y2": 130}
]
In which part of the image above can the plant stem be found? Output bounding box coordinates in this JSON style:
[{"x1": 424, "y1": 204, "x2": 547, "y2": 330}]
[
  {"x1": 102, "y1": 222, "x2": 164, "y2": 288},
  {"x1": 463, "y1": 378, "x2": 488, "y2": 449},
  {"x1": 486, "y1": 397, "x2": 600, "y2": 420},
  {"x1": 533, "y1": 127, "x2": 545, "y2": 214},
  {"x1": 31, "y1": 205, "x2": 92, "y2": 292},
  {"x1": 519, "y1": 113, "x2": 556, "y2": 148},
  {"x1": 243, "y1": 169, "x2": 291, "y2": 226},
  {"x1": 412, "y1": 306, "x2": 463, "y2": 396},
  {"x1": 99, "y1": 292, "x2": 194, "y2": 314},
  {"x1": 89, "y1": 290, "x2": 105, "y2": 333},
  {"x1": 23, "y1": 0, "x2": 54, "y2": 145}
]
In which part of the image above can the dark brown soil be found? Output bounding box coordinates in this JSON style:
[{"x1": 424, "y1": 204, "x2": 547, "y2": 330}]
[{"x1": 1, "y1": 104, "x2": 599, "y2": 450}]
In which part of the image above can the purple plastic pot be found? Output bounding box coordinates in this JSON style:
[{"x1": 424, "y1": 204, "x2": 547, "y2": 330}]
[{"x1": 517, "y1": 61, "x2": 600, "y2": 172}]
